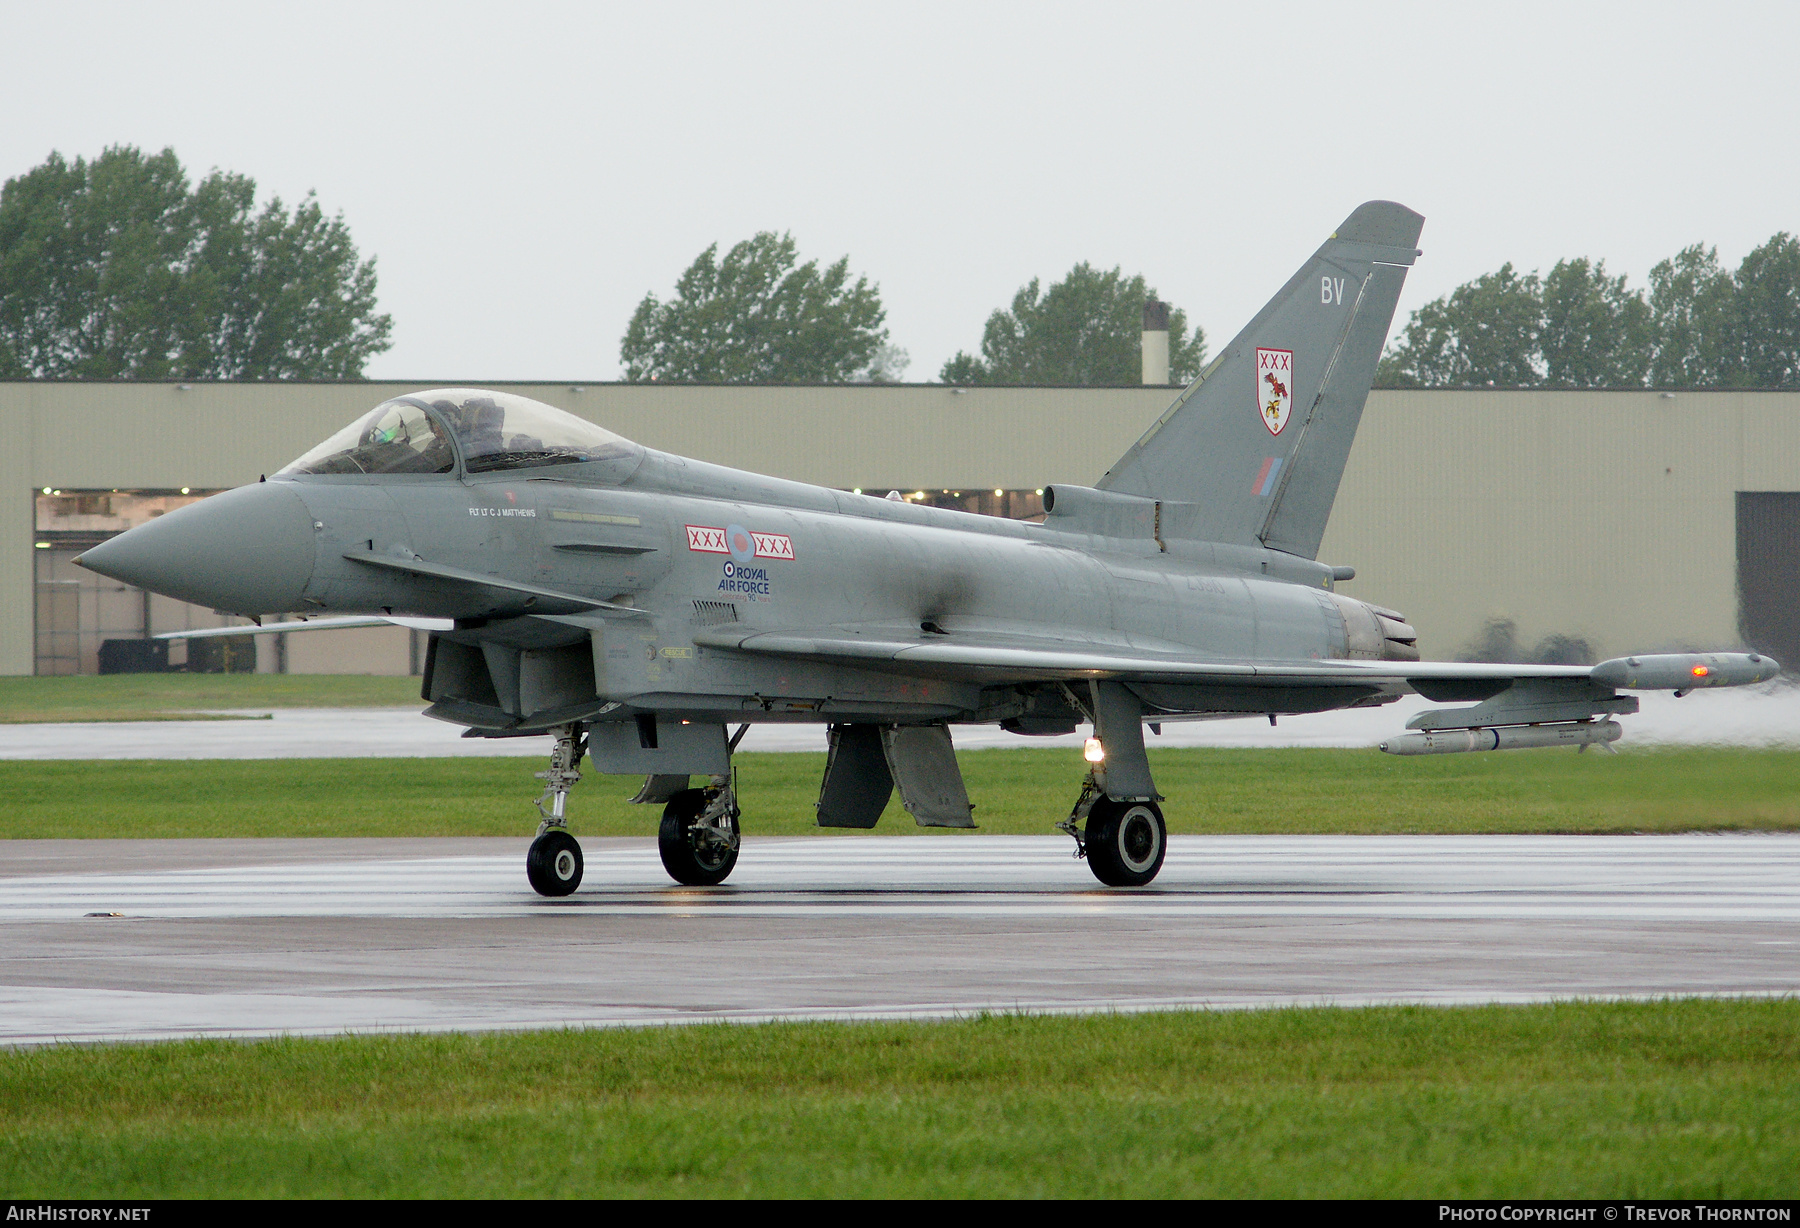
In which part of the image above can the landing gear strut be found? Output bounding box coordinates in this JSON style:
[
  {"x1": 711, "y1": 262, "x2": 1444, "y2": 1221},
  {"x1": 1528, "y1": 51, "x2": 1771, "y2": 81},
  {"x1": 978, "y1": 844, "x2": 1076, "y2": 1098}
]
[
  {"x1": 659, "y1": 773, "x2": 741, "y2": 886},
  {"x1": 1057, "y1": 770, "x2": 1167, "y2": 887},
  {"x1": 526, "y1": 724, "x2": 586, "y2": 897}
]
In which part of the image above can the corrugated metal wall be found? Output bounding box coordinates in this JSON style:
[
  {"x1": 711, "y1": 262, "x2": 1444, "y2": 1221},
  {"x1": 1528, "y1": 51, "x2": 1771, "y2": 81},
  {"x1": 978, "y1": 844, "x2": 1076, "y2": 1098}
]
[{"x1": 6, "y1": 381, "x2": 1798, "y2": 673}]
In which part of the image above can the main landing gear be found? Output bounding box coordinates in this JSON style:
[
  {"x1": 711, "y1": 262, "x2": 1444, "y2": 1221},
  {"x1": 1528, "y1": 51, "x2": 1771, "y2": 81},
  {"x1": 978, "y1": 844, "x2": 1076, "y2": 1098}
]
[
  {"x1": 1058, "y1": 772, "x2": 1167, "y2": 887},
  {"x1": 659, "y1": 775, "x2": 741, "y2": 886},
  {"x1": 526, "y1": 724, "x2": 586, "y2": 897},
  {"x1": 524, "y1": 721, "x2": 747, "y2": 896},
  {"x1": 1052, "y1": 682, "x2": 1168, "y2": 887}
]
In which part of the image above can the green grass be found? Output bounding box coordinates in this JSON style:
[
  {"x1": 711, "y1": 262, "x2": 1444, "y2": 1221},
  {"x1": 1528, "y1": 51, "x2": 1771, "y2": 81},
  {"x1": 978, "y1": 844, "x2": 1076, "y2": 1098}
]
[
  {"x1": 0, "y1": 674, "x2": 423, "y2": 723},
  {"x1": 5, "y1": 745, "x2": 1800, "y2": 839},
  {"x1": 2, "y1": 1000, "x2": 1794, "y2": 1197}
]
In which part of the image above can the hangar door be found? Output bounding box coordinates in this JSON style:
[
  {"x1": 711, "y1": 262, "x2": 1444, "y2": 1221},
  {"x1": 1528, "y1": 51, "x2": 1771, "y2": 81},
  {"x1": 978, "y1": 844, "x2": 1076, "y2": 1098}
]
[{"x1": 1736, "y1": 492, "x2": 1800, "y2": 672}]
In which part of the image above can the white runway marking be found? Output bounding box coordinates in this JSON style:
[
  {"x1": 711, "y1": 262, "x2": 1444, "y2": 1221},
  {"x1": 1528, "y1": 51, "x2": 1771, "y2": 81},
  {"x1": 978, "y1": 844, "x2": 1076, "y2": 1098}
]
[
  {"x1": 6, "y1": 835, "x2": 1800, "y2": 922},
  {"x1": 3, "y1": 835, "x2": 1797, "y2": 1046}
]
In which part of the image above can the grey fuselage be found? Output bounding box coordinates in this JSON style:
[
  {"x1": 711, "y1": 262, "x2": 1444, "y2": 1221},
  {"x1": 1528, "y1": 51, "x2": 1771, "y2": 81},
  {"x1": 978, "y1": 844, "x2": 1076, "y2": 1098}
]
[{"x1": 248, "y1": 445, "x2": 1409, "y2": 732}]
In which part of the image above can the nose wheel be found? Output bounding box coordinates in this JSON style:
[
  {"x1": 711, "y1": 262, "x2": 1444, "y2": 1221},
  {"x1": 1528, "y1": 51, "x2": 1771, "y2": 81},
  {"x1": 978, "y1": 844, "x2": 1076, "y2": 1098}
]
[{"x1": 526, "y1": 828, "x2": 584, "y2": 896}]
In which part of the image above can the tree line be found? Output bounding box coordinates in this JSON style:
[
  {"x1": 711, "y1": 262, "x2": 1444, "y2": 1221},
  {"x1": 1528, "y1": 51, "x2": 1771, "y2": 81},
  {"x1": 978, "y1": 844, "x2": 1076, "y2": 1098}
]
[
  {"x1": 620, "y1": 232, "x2": 1205, "y2": 386},
  {"x1": 1376, "y1": 236, "x2": 1800, "y2": 389},
  {"x1": 0, "y1": 146, "x2": 1204, "y2": 385},
  {"x1": 0, "y1": 146, "x2": 390, "y2": 379},
  {"x1": 7, "y1": 145, "x2": 1791, "y2": 390}
]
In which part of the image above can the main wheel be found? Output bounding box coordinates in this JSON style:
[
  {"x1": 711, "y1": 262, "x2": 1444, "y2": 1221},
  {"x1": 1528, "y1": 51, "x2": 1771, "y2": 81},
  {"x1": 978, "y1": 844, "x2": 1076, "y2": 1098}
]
[
  {"x1": 1084, "y1": 799, "x2": 1166, "y2": 887},
  {"x1": 526, "y1": 829, "x2": 584, "y2": 897},
  {"x1": 659, "y1": 788, "x2": 740, "y2": 886}
]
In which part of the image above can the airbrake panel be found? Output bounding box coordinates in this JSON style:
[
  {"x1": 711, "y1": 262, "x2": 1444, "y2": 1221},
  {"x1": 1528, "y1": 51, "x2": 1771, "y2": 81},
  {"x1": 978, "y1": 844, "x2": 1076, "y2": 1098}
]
[
  {"x1": 816, "y1": 724, "x2": 894, "y2": 828},
  {"x1": 880, "y1": 725, "x2": 976, "y2": 828}
]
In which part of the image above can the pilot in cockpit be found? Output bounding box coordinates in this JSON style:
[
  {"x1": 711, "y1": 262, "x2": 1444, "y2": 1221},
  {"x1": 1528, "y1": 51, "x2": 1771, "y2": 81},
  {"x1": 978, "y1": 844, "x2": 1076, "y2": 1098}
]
[{"x1": 436, "y1": 397, "x2": 505, "y2": 460}]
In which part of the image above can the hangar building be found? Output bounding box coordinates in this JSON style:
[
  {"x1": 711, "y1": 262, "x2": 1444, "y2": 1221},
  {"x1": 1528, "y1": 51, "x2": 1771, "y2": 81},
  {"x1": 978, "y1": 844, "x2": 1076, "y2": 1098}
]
[{"x1": 6, "y1": 380, "x2": 1799, "y2": 676}]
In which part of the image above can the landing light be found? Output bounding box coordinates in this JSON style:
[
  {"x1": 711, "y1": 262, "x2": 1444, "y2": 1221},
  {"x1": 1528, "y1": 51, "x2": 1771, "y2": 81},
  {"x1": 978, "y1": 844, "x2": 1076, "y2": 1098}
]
[
  {"x1": 34, "y1": 542, "x2": 49, "y2": 549},
  {"x1": 180, "y1": 487, "x2": 190, "y2": 495},
  {"x1": 1084, "y1": 737, "x2": 1106, "y2": 764}
]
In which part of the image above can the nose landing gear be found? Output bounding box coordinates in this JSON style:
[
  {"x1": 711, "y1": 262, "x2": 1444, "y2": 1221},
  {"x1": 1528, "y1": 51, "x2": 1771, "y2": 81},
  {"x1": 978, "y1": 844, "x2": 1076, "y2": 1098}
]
[{"x1": 526, "y1": 724, "x2": 587, "y2": 897}]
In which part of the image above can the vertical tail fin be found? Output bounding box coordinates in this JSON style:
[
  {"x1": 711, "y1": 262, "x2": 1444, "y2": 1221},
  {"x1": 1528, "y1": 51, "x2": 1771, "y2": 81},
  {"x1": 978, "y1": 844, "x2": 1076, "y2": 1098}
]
[{"x1": 1097, "y1": 201, "x2": 1423, "y2": 559}]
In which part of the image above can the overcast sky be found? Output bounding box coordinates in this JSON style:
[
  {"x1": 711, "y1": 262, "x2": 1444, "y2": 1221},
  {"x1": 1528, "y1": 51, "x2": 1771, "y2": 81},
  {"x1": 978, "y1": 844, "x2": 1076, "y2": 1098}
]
[{"x1": 5, "y1": 1, "x2": 1796, "y2": 383}]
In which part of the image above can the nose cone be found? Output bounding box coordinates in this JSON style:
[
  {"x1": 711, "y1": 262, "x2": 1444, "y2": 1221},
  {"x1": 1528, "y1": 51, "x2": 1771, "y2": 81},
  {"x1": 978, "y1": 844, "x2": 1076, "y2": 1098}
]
[{"x1": 77, "y1": 483, "x2": 317, "y2": 614}]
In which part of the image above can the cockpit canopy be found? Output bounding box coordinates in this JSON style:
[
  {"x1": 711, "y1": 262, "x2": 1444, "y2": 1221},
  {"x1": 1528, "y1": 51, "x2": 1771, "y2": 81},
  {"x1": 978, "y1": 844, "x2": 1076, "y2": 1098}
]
[{"x1": 278, "y1": 389, "x2": 641, "y2": 477}]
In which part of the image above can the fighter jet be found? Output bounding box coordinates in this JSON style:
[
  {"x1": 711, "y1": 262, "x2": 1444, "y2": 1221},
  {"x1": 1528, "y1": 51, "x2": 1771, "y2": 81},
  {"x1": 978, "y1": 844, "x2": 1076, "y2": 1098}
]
[{"x1": 77, "y1": 201, "x2": 1779, "y2": 894}]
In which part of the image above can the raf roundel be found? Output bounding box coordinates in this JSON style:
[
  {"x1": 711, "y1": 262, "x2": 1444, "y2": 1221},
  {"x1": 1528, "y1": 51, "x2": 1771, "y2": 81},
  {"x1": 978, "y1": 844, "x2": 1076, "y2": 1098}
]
[{"x1": 726, "y1": 524, "x2": 756, "y2": 565}]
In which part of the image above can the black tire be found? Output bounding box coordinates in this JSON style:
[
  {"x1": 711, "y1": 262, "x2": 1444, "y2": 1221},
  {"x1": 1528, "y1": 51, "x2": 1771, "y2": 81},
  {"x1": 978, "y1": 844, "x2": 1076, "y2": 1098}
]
[
  {"x1": 526, "y1": 829, "x2": 584, "y2": 897},
  {"x1": 1084, "y1": 798, "x2": 1166, "y2": 887},
  {"x1": 659, "y1": 788, "x2": 740, "y2": 886}
]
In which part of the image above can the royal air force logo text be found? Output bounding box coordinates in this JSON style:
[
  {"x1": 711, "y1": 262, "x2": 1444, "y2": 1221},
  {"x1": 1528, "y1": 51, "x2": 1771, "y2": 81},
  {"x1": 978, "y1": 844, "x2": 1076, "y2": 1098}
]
[
  {"x1": 1256, "y1": 347, "x2": 1293, "y2": 436},
  {"x1": 686, "y1": 522, "x2": 794, "y2": 602}
]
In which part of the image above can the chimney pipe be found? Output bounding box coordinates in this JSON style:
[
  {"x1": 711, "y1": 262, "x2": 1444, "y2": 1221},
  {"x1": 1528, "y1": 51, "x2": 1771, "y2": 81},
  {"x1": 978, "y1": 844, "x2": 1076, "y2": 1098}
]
[{"x1": 1141, "y1": 298, "x2": 1170, "y2": 385}]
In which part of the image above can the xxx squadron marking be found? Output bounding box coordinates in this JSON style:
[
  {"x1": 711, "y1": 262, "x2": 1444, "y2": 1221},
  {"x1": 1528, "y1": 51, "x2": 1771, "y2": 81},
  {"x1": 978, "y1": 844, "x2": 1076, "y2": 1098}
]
[
  {"x1": 685, "y1": 525, "x2": 728, "y2": 553},
  {"x1": 687, "y1": 523, "x2": 794, "y2": 561}
]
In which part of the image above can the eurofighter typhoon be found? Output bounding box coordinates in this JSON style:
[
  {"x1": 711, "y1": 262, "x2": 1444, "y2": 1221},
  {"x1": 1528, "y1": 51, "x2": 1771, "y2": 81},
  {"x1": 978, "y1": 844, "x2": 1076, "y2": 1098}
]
[{"x1": 76, "y1": 202, "x2": 1778, "y2": 893}]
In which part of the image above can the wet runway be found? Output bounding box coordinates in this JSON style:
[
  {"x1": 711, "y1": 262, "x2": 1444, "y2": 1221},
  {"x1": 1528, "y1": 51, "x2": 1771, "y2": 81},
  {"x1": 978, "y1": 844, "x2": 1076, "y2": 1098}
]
[{"x1": 3, "y1": 834, "x2": 1796, "y2": 1046}]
